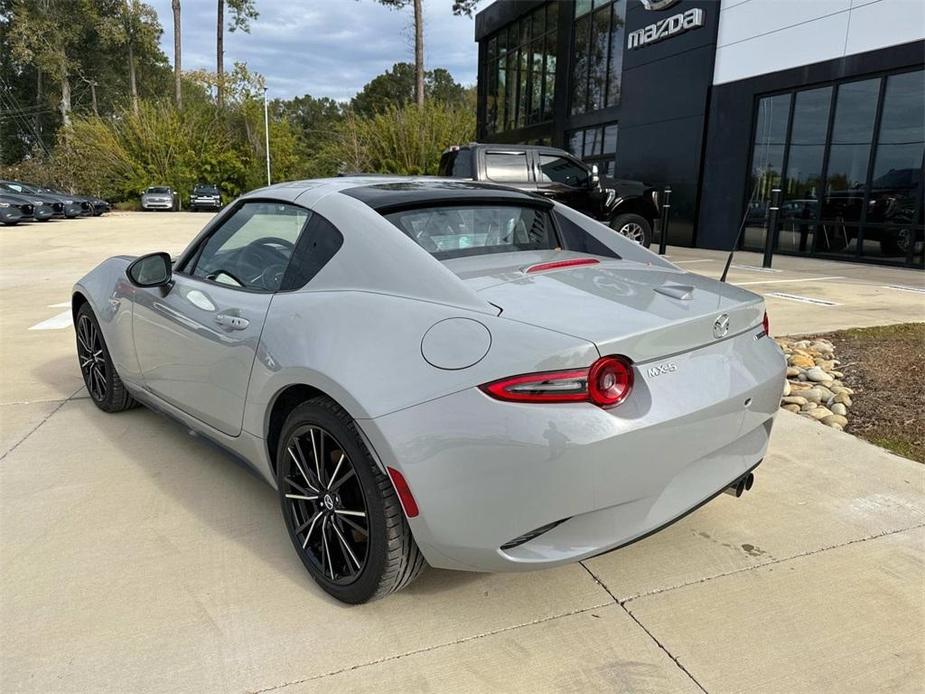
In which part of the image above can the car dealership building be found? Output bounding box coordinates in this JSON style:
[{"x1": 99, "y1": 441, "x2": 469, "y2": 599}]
[{"x1": 474, "y1": 0, "x2": 924, "y2": 267}]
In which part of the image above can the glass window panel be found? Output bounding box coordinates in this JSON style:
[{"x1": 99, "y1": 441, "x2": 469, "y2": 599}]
[
  {"x1": 831, "y1": 78, "x2": 880, "y2": 144},
  {"x1": 588, "y1": 6, "x2": 611, "y2": 112},
  {"x1": 546, "y1": 0, "x2": 558, "y2": 29},
  {"x1": 543, "y1": 31, "x2": 557, "y2": 119},
  {"x1": 485, "y1": 152, "x2": 530, "y2": 183},
  {"x1": 606, "y1": 1, "x2": 626, "y2": 108},
  {"x1": 569, "y1": 130, "x2": 584, "y2": 156},
  {"x1": 487, "y1": 36, "x2": 497, "y2": 62},
  {"x1": 584, "y1": 127, "x2": 603, "y2": 157},
  {"x1": 821, "y1": 144, "x2": 871, "y2": 224},
  {"x1": 517, "y1": 48, "x2": 529, "y2": 127},
  {"x1": 790, "y1": 87, "x2": 831, "y2": 145},
  {"x1": 878, "y1": 70, "x2": 925, "y2": 144},
  {"x1": 754, "y1": 94, "x2": 791, "y2": 146},
  {"x1": 519, "y1": 16, "x2": 530, "y2": 47},
  {"x1": 497, "y1": 27, "x2": 508, "y2": 55},
  {"x1": 571, "y1": 14, "x2": 590, "y2": 115},
  {"x1": 576, "y1": 0, "x2": 593, "y2": 18},
  {"x1": 532, "y1": 6, "x2": 545, "y2": 37},
  {"x1": 539, "y1": 155, "x2": 590, "y2": 187},
  {"x1": 504, "y1": 50, "x2": 516, "y2": 130},
  {"x1": 603, "y1": 124, "x2": 618, "y2": 154}
]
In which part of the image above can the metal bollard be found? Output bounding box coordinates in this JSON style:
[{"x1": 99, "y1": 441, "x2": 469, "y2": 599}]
[
  {"x1": 762, "y1": 188, "x2": 782, "y2": 268},
  {"x1": 658, "y1": 186, "x2": 672, "y2": 256}
]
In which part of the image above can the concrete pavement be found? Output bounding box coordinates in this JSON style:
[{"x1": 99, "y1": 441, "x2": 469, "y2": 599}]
[{"x1": 1, "y1": 213, "x2": 923, "y2": 693}]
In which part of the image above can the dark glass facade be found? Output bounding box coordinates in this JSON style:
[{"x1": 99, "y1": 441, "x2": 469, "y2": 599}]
[
  {"x1": 743, "y1": 68, "x2": 924, "y2": 266},
  {"x1": 476, "y1": 1, "x2": 924, "y2": 267}
]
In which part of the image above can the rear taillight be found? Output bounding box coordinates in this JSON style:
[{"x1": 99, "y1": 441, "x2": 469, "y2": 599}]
[
  {"x1": 588, "y1": 356, "x2": 634, "y2": 407},
  {"x1": 762, "y1": 311, "x2": 770, "y2": 336},
  {"x1": 480, "y1": 356, "x2": 634, "y2": 409}
]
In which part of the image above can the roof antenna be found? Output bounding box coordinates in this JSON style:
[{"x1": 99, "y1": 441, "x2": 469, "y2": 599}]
[{"x1": 720, "y1": 183, "x2": 761, "y2": 283}]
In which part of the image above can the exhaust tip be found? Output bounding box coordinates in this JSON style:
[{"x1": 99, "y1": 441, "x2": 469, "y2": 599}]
[{"x1": 723, "y1": 472, "x2": 755, "y2": 498}]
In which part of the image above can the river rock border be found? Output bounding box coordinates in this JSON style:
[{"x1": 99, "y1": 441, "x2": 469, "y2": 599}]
[{"x1": 775, "y1": 337, "x2": 853, "y2": 430}]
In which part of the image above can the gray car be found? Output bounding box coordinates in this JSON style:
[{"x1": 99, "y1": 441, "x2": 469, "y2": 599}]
[
  {"x1": 141, "y1": 186, "x2": 177, "y2": 211},
  {"x1": 72, "y1": 178, "x2": 785, "y2": 603}
]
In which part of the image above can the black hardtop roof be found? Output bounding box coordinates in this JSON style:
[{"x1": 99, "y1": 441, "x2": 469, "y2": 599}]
[{"x1": 340, "y1": 180, "x2": 553, "y2": 212}]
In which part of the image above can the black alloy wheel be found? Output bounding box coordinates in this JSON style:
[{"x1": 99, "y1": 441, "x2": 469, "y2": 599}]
[
  {"x1": 74, "y1": 303, "x2": 137, "y2": 412},
  {"x1": 282, "y1": 424, "x2": 371, "y2": 585},
  {"x1": 277, "y1": 398, "x2": 425, "y2": 603},
  {"x1": 77, "y1": 313, "x2": 107, "y2": 402}
]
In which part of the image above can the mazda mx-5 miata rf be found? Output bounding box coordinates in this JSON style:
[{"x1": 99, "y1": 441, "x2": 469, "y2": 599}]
[{"x1": 73, "y1": 178, "x2": 786, "y2": 603}]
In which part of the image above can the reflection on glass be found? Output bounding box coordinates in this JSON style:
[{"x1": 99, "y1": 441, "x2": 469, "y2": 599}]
[
  {"x1": 606, "y1": 1, "x2": 625, "y2": 107},
  {"x1": 588, "y1": 6, "x2": 611, "y2": 112},
  {"x1": 572, "y1": 13, "x2": 590, "y2": 115},
  {"x1": 744, "y1": 94, "x2": 790, "y2": 250}
]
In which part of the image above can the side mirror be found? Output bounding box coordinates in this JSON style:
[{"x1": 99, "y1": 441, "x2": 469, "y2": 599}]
[
  {"x1": 590, "y1": 164, "x2": 600, "y2": 187},
  {"x1": 127, "y1": 252, "x2": 172, "y2": 288}
]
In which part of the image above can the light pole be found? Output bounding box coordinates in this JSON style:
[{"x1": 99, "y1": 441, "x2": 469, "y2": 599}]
[{"x1": 263, "y1": 86, "x2": 271, "y2": 186}]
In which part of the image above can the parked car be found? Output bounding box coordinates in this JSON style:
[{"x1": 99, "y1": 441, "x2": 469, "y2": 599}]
[
  {"x1": 73, "y1": 177, "x2": 785, "y2": 603},
  {"x1": 0, "y1": 194, "x2": 32, "y2": 226},
  {"x1": 39, "y1": 187, "x2": 107, "y2": 216},
  {"x1": 189, "y1": 183, "x2": 223, "y2": 212},
  {"x1": 141, "y1": 186, "x2": 178, "y2": 211},
  {"x1": 0, "y1": 180, "x2": 78, "y2": 218},
  {"x1": 439, "y1": 143, "x2": 660, "y2": 247},
  {"x1": 0, "y1": 190, "x2": 55, "y2": 222},
  {"x1": 820, "y1": 168, "x2": 923, "y2": 255}
]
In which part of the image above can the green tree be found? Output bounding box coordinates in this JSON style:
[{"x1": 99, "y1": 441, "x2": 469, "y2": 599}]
[
  {"x1": 351, "y1": 63, "x2": 466, "y2": 117},
  {"x1": 217, "y1": 0, "x2": 258, "y2": 108}
]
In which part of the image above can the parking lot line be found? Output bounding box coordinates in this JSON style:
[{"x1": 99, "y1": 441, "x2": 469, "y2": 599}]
[
  {"x1": 882, "y1": 284, "x2": 925, "y2": 294},
  {"x1": 735, "y1": 276, "x2": 843, "y2": 286},
  {"x1": 765, "y1": 292, "x2": 840, "y2": 306}
]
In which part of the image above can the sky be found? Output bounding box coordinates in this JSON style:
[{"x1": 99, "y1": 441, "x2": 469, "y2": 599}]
[{"x1": 147, "y1": 0, "x2": 480, "y2": 102}]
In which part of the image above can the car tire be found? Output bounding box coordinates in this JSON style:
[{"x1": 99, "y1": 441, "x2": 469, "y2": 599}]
[
  {"x1": 609, "y1": 213, "x2": 652, "y2": 247},
  {"x1": 879, "y1": 228, "x2": 916, "y2": 257},
  {"x1": 75, "y1": 303, "x2": 138, "y2": 413},
  {"x1": 276, "y1": 397, "x2": 425, "y2": 603}
]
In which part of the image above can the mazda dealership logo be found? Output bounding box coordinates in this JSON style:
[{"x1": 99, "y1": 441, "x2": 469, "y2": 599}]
[
  {"x1": 713, "y1": 314, "x2": 730, "y2": 339},
  {"x1": 640, "y1": 0, "x2": 681, "y2": 10}
]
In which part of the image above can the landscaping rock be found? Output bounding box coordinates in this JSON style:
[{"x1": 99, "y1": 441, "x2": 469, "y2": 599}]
[
  {"x1": 822, "y1": 414, "x2": 849, "y2": 428},
  {"x1": 776, "y1": 335, "x2": 856, "y2": 434}
]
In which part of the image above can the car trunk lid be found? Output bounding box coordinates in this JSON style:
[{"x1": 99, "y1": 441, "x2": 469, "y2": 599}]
[{"x1": 442, "y1": 251, "x2": 765, "y2": 364}]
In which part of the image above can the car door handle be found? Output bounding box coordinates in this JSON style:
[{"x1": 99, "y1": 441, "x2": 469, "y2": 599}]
[{"x1": 215, "y1": 313, "x2": 249, "y2": 330}]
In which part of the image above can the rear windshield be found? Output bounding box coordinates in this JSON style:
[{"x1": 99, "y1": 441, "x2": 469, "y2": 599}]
[
  {"x1": 147, "y1": 187, "x2": 170, "y2": 194},
  {"x1": 384, "y1": 205, "x2": 557, "y2": 260}
]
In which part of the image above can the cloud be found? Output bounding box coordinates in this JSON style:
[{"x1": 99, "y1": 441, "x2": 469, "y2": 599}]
[{"x1": 147, "y1": 0, "x2": 478, "y2": 101}]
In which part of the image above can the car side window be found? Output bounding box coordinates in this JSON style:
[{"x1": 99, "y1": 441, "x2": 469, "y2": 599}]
[
  {"x1": 279, "y1": 213, "x2": 345, "y2": 291},
  {"x1": 485, "y1": 151, "x2": 529, "y2": 183},
  {"x1": 189, "y1": 201, "x2": 310, "y2": 292},
  {"x1": 539, "y1": 155, "x2": 589, "y2": 188}
]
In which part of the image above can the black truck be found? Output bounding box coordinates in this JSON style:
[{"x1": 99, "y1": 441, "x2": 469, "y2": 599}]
[{"x1": 439, "y1": 143, "x2": 660, "y2": 247}]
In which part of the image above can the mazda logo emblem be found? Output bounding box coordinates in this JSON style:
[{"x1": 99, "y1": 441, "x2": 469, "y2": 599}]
[{"x1": 713, "y1": 314, "x2": 730, "y2": 339}]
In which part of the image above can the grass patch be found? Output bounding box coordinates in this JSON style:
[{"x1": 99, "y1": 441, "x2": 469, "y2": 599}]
[{"x1": 818, "y1": 323, "x2": 924, "y2": 463}]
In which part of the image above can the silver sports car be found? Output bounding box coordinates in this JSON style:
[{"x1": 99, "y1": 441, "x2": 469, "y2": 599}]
[{"x1": 73, "y1": 178, "x2": 786, "y2": 603}]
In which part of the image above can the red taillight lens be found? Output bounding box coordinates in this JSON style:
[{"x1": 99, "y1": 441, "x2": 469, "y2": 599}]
[
  {"x1": 480, "y1": 356, "x2": 634, "y2": 409},
  {"x1": 481, "y1": 368, "x2": 589, "y2": 403},
  {"x1": 588, "y1": 356, "x2": 634, "y2": 407},
  {"x1": 762, "y1": 311, "x2": 770, "y2": 336}
]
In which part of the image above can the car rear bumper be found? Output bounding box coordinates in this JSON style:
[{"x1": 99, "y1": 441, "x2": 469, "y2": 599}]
[{"x1": 360, "y1": 328, "x2": 786, "y2": 572}]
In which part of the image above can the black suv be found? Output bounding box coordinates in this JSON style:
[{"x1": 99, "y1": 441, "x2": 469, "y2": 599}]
[
  {"x1": 439, "y1": 143, "x2": 659, "y2": 247},
  {"x1": 189, "y1": 183, "x2": 223, "y2": 212}
]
